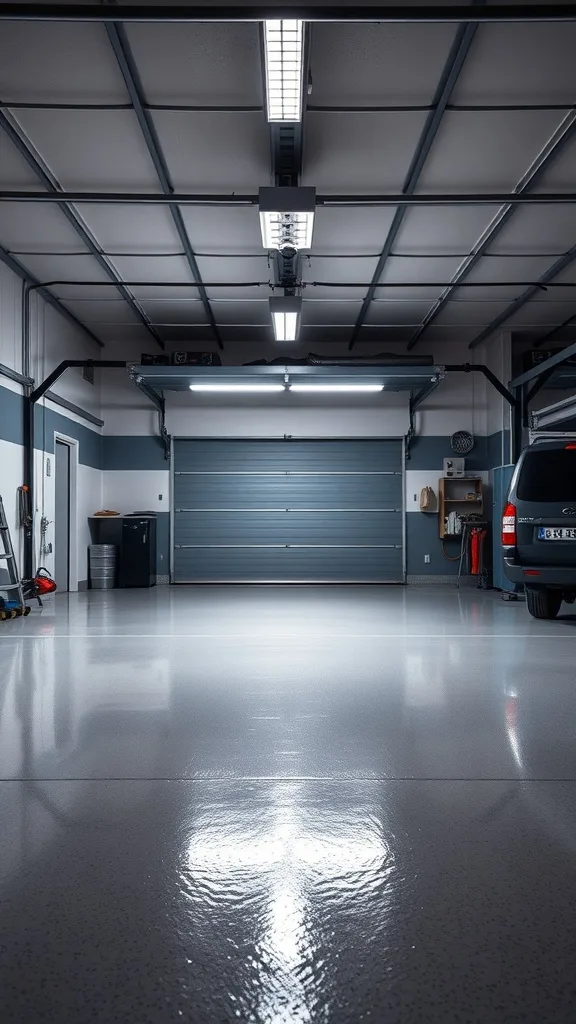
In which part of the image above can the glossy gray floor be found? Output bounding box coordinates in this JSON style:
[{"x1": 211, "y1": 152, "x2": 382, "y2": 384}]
[{"x1": 1, "y1": 586, "x2": 576, "y2": 1022}]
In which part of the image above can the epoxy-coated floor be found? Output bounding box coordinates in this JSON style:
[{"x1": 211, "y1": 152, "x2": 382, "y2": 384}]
[{"x1": 1, "y1": 586, "x2": 576, "y2": 1022}]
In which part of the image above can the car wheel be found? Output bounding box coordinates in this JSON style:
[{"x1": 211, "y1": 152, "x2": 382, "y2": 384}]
[{"x1": 525, "y1": 585, "x2": 562, "y2": 620}]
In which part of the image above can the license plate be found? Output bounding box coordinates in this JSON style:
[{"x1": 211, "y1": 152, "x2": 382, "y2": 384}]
[{"x1": 538, "y1": 527, "x2": 576, "y2": 540}]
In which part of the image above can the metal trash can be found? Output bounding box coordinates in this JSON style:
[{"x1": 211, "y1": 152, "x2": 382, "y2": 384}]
[{"x1": 89, "y1": 544, "x2": 118, "y2": 590}]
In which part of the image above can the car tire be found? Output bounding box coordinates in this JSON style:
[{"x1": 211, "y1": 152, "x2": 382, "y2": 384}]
[{"x1": 525, "y1": 585, "x2": 562, "y2": 620}]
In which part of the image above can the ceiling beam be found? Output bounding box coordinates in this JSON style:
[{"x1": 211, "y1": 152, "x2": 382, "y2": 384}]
[
  {"x1": 406, "y1": 110, "x2": 576, "y2": 351},
  {"x1": 348, "y1": 7, "x2": 482, "y2": 350},
  {"x1": 1, "y1": 4, "x2": 574, "y2": 23},
  {"x1": 0, "y1": 243, "x2": 103, "y2": 349},
  {"x1": 3, "y1": 100, "x2": 576, "y2": 114},
  {"x1": 104, "y1": 19, "x2": 223, "y2": 350},
  {"x1": 0, "y1": 109, "x2": 165, "y2": 349},
  {"x1": 3, "y1": 190, "x2": 576, "y2": 206},
  {"x1": 468, "y1": 243, "x2": 576, "y2": 350}
]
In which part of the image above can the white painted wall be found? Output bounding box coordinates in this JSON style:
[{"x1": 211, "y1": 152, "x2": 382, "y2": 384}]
[
  {"x1": 165, "y1": 392, "x2": 410, "y2": 438},
  {"x1": 102, "y1": 470, "x2": 169, "y2": 515}
]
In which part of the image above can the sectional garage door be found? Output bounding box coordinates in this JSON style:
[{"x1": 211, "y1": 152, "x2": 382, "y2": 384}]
[{"x1": 172, "y1": 439, "x2": 404, "y2": 583}]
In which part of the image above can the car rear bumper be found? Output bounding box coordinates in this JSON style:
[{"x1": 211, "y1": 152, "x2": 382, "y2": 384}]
[{"x1": 504, "y1": 557, "x2": 576, "y2": 588}]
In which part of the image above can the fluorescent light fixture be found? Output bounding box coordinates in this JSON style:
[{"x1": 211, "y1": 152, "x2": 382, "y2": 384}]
[
  {"x1": 269, "y1": 295, "x2": 302, "y2": 342},
  {"x1": 289, "y1": 384, "x2": 384, "y2": 392},
  {"x1": 189, "y1": 384, "x2": 285, "y2": 393},
  {"x1": 263, "y1": 20, "x2": 304, "y2": 122},
  {"x1": 259, "y1": 187, "x2": 315, "y2": 251}
]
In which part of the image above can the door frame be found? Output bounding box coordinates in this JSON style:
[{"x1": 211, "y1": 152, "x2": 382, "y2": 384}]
[{"x1": 53, "y1": 432, "x2": 79, "y2": 592}]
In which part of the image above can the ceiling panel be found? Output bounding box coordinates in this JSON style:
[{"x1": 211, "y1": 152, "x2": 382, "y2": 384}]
[
  {"x1": 0, "y1": 203, "x2": 92, "y2": 252},
  {"x1": 303, "y1": 112, "x2": 428, "y2": 191},
  {"x1": 432, "y1": 300, "x2": 514, "y2": 327},
  {"x1": 195, "y1": 255, "x2": 269, "y2": 285},
  {"x1": 309, "y1": 24, "x2": 457, "y2": 105},
  {"x1": 0, "y1": 131, "x2": 45, "y2": 189},
  {"x1": 179, "y1": 206, "x2": 262, "y2": 254},
  {"x1": 378, "y1": 255, "x2": 465, "y2": 302},
  {"x1": 209, "y1": 300, "x2": 270, "y2": 327},
  {"x1": 302, "y1": 256, "x2": 379, "y2": 285},
  {"x1": 0, "y1": 23, "x2": 128, "y2": 103},
  {"x1": 392, "y1": 206, "x2": 501, "y2": 255},
  {"x1": 365, "y1": 300, "x2": 432, "y2": 326},
  {"x1": 12, "y1": 110, "x2": 161, "y2": 191},
  {"x1": 302, "y1": 300, "x2": 362, "y2": 327},
  {"x1": 151, "y1": 111, "x2": 269, "y2": 191},
  {"x1": 532, "y1": 263, "x2": 576, "y2": 292},
  {"x1": 450, "y1": 24, "x2": 576, "y2": 105},
  {"x1": 108, "y1": 255, "x2": 193, "y2": 286},
  {"x1": 16, "y1": 253, "x2": 114, "y2": 284},
  {"x1": 486, "y1": 205, "x2": 576, "y2": 255},
  {"x1": 311, "y1": 207, "x2": 397, "y2": 255},
  {"x1": 92, "y1": 324, "x2": 152, "y2": 346},
  {"x1": 59, "y1": 298, "x2": 142, "y2": 325},
  {"x1": 125, "y1": 24, "x2": 262, "y2": 106},
  {"x1": 137, "y1": 299, "x2": 207, "y2": 326},
  {"x1": 533, "y1": 130, "x2": 576, "y2": 192},
  {"x1": 416, "y1": 111, "x2": 565, "y2": 191},
  {"x1": 506, "y1": 301, "x2": 576, "y2": 328},
  {"x1": 456, "y1": 255, "x2": 566, "y2": 301},
  {"x1": 74, "y1": 204, "x2": 184, "y2": 253}
]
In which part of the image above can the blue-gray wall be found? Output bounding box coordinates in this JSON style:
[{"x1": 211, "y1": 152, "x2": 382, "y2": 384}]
[{"x1": 0, "y1": 383, "x2": 102, "y2": 469}]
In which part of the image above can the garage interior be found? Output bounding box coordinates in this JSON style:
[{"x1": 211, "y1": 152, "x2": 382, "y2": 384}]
[{"x1": 2, "y1": 3, "x2": 576, "y2": 1021}]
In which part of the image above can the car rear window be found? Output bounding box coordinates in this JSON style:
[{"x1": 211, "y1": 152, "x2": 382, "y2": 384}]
[{"x1": 517, "y1": 448, "x2": 576, "y2": 502}]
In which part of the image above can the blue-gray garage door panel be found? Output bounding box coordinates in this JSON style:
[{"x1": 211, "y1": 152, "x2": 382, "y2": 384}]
[
  {"x1": 173, "y1": 547, "x2": 402, "y2": 583},
  {"x1": 174, "y1": 473, "x2": 401, "y2": 511},
  {"x1": 174, "y1": 439, "x2": 400, "y2": 473},
  {"x1": 174, "y1": 511, "x2": 402, "y2": 547},
  {"x1": 173, "y1": 439, "x2": 404, "y2": 582}
]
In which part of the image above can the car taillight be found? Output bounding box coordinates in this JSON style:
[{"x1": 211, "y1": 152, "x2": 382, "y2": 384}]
[{"x1": 502, "y1": 501, "x2": 517, "y2": 547}]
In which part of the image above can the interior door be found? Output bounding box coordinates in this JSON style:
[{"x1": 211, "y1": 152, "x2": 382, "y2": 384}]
[{"x1": 54, "y1": 440, "x2": 70, "y2": 592}]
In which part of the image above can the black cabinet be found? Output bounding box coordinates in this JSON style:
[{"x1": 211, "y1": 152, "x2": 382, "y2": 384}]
[{"x1": 88, "y1": 516, "x2": 157, "y2": 588}]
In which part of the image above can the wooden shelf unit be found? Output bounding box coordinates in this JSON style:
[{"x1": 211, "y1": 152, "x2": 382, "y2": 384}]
[{"x1": 438, "y1": 476, "x2": 484, "y2": 539}]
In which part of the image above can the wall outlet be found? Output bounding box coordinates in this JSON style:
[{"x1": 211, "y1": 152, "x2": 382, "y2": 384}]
[
  {"x1": 424, "y1": 554, "x2": 431, "y2": 564},
  {"x1": 158, "y1": 494, "x2": 163, "y2": 500}
]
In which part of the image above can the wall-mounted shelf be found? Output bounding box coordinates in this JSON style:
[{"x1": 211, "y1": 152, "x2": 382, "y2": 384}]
[{"x1": 439, "y1": 476, "x2": 484, "y2": 539}]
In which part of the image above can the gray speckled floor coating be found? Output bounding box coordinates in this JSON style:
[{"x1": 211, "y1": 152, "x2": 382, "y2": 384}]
[{"x1": 0, "y1": 585, "x2": 575, "y2": 1022}]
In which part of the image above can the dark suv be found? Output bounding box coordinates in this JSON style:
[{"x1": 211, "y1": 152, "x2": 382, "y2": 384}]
[{"x1": 503, "y1": 439, "x2": 576, "y2": 619}]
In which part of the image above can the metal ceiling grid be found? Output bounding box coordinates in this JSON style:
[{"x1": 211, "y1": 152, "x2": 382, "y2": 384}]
[
  {"x1": 0, "y1": 10, "x2": 576, "y2": 353},
  {"x1": 347, "y1": 16, "x2": 480, "y2": 351},
  {"x1": 0, "y1": 108, "x2": 165, "y2": 348},
  {"x1": 105, "y1": 20, "x2": 223, "y2": 350}
]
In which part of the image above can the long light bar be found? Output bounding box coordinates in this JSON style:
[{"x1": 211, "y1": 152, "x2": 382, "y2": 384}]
[
  {"x1": 263, "y1": 20, "x2": 304, "y2": 123},
  {"x1": 289, "y1": 384, "x2": 384, "y2": 392},
  {"x1": 269, "y1": 295, "x2": 302, "y2": 342},
  {"x1": 189, "y1": 384, "x2": 285, "y2": 393}
]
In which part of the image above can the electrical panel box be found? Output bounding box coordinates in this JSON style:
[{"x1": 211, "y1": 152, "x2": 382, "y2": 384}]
[{"x1": 443, "y1": 457, "x2": 465, "y2": 478}]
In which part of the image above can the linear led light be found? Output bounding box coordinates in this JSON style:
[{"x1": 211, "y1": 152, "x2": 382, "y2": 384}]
[
  {"x1": 263, "y1": 20, "x2": 304, "y2": 123},
  {"x1": 289, "y1": 384, "x2": 384, "y2": 392},
  {"x1": 189, "y1": 384, "x2": 285, "y2": 393},
  {"x1": 259, "y1": 187, "x2": 315, "y2": 251},
  {"x1": 269, "y1": 295, "x2": 302, "y2": 342}
]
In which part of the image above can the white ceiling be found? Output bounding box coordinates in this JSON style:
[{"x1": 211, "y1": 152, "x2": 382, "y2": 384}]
[{"x1": 1, "y1": 15, "x2": 576, "y2": 356}]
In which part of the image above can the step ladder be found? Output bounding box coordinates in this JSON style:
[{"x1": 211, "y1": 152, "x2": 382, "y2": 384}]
[{"x1": 0, "y1": 494, "x2": 27, "y2": 617}]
